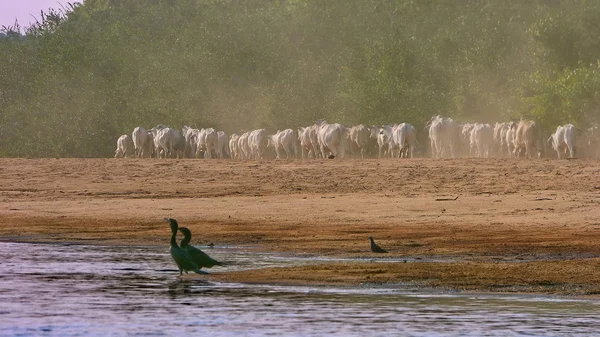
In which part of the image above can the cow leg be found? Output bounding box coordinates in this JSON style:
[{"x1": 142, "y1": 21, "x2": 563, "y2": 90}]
[{"x1": 275, "y1": 146, "x2": 282, "y2": 160}]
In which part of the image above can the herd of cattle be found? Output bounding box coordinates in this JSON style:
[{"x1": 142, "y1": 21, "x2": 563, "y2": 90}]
[{"x1": 114, "y1": 116, "x2": 600, "y2": 160}]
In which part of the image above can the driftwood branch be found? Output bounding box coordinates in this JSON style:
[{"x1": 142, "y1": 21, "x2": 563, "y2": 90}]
[{"x1": 435, "y1": 195, "x2": 459, "y2": 201}]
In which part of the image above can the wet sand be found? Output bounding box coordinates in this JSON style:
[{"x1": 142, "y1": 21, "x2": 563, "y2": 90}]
[{"x1": 1, "y1": 158, "x2": 599, "y2": 295}]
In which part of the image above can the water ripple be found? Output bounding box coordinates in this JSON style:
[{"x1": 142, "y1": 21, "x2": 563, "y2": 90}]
[{"x1": 0, "y1": 242, "x2": 598, "y2": 336}]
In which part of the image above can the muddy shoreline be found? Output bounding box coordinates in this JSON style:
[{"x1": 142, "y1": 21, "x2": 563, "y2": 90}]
[{"x1": 1, "y1": 158, "x2": 599, "y2": 296}]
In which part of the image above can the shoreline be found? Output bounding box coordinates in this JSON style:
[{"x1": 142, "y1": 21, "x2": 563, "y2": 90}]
[
  {"x1": 1, "y1": 158, "x2": 599, "y2": 297},
  {"x1": 2, "y1": 238, "x2": 599, "y2": 297}
]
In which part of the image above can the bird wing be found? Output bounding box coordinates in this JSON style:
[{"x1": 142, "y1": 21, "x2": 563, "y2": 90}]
[
  {"x1": 374, "y1": 245, "x2": 388, "y2": 253},
  {"x1": 171, "y1": 246, "x2": 201, "y2": 271},
  {"x1": 186, "y1": 245, "x2": 222, "y2": 268}
]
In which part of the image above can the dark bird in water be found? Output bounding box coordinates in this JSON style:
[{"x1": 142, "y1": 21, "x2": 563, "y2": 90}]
[
  {"x1": 178, "y1": 227, "x2": 224, "y2": 269},
  {"x1": 369, "y1": 236, "x2": 388, "y2": 253},
  {"x1": 164, "y1": 218, "x2": 206, "y2": 275}
]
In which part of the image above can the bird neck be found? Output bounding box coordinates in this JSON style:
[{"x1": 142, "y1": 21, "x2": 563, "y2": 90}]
[
  {"x1": 180, "y1": 234, "x2": 191, "y2": 248},
  {"x1": 170, "y1": 230, "x2": 178, "y2": 247}
]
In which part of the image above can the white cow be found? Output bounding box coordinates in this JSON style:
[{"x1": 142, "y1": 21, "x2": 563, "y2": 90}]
[
  {"x1": 469, "y1": 123, "x2": 494, "y2": 158},
  {"x1": 203, "y1": 128, "x2": 218, "y2": 159},
  {"x1": 248, "y1": 129, "x2": 268, "y2": 160},
  {"x1": 193, "y1": 128, "x2": 217, "y2": 158},
  {"x1": 194, "y1": 128, "x2": 205, "y2": 158},
  {"x1": 114, "y1": 134, "x2": 134, "y2": 158},
  {"x1": 298, "y1": 125, "x2": 321, "y2": 159},
  {"x1": 150, "y1": 126, "x2": 184, "y2": 158},
  {"x1": 493, "y1": 122, "x2": 505, "y2": 157},
  {"x1": 377, "y1": 125, "x2": 395, "y2": 158},
  {"x1": 269, "y1": 129, "x2": 299, "y2": 159},
  {"x1": 216, "y1": 131, "x2": 230, "y2": 159},
  {"x1": 391, "y1": 123, "x2": 417, "y2": 158},
  {"x1": 148, "y1": 125, "x2": 167, "y2": 158},
  {"x1": 237, "y1": 131, "x2": 251, "y2": 160},
  {"x1": 368, "y1": 126, "x2": 379, "y2": 157},
  {"x1": 316, "y1": 120, "x2": 346, "y2": 159},
  {"x1": 514, "y1": 120, "x2": 543, "y2": 159},
  {"x1": 426, "y1": 115, "x2": 458, "y2": 159},
  {"x1": 459, "y1": 123, "x2": 475, "y2": 157},
  {"x1": 504, "y1": 122, "x2": 518, "y2": 158},
  {"x1": 229, "y1": 133, "x2": 240, "y2": 159},
  {"x1": 548, "y1": 124, "x2": 576, "y2": 159},
  {"x1": 181, "y1": 125, "x2": 200, "y2": 158},
  {"x1": 349, "y1": 124, "x2": 372, "y2": 158},
  {"x1": 498, "y1": 122, "x2": 513, "y2": 158},
  {"x1": 132, "y1": 127, "x2": 153, "y2": 158}
]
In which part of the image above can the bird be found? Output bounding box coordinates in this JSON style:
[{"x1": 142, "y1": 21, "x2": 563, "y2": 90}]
[
  {"x1": 369, "y1": 236, "x2": 388, "y2": 253},
  {"x1": 178, "y1": 227, "x2": 224, "y2": 269},
  {"x1": 164, "y1": 218, "x2": 206, "y2": 275}
]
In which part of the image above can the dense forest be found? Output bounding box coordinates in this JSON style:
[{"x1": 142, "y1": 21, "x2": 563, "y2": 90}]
[{"x1": 1, "y1": 0, "x2": 599, "y2": 157}]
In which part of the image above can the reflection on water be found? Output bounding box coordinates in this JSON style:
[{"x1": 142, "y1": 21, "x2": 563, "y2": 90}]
[{"x1": 0, "y1": 242, "x2": 598, "y2": 336}]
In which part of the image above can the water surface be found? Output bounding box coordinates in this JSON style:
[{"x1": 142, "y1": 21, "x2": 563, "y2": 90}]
[{"x1": 0, "y1": 242, "x2": 597, "y2": 336}]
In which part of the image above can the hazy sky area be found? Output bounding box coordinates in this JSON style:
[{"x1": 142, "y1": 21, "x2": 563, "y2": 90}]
[{"x1": 0, "y1": 0, "x2": 82, "y2": 29}]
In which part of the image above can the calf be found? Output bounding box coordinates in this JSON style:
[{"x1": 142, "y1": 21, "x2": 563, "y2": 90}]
[{"x1": 115, "y1": 134, "x2": 134, "y2": 158}]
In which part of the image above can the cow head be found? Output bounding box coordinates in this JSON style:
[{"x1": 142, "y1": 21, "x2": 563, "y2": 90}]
[{"x1": 424, "y1": 115, "x2": 440, "y2": 131}]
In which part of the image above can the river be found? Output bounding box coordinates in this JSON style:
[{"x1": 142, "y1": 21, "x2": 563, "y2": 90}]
[{"x1": 0, "y1": 242, "x2": 597, "y2": 336}]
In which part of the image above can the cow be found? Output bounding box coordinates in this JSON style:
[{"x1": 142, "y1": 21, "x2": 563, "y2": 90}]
[
  {"x1": 298, "y1": 125, "x2": 321, "y2": 159},
  {"x1": 514, "y1": 120, "x2": 543, "y2": 159},
  {"x1": 194, "y1": 128, "x2": 207, "y2": 158},
  {"x1": 504, "y1": 122, "x2": 518, "y2": 158},
  {"x1": 237, "y1": 131, "x2": 251, "y2": 160},
  {"x1": 132, "y1": 127, "x2": 153, "y2": 158},
  {"x1": 316, "y1": 120, "x2": 346, "y2": 159},
  {"x1": 181, "y1": 125, "x2": 200, "y2": 158},
  {"x1": 193, "y1": 128, "x2": 217, "y2": 158},
  {"x1": 203, "y1": 128, "x2": 218, "y2": 159},
  {"x1": 498, "y1": 122, "x2": 513, "y2": 158},
  {"x1": 469, "y1": 123, "x2": 494, "y2": 158},
  {"x1": 493, "y1": 122, "x2": 505, "y2": 157},
  {"x1": 349, "y1": 124, "x2": 373, "y2": 159},
  {"x1": 367, "y1": 126, "x2": 380, "y2": 157},
  {"x1": 493, "y1": 122, "x2": 514, "y2": 157},
  {"x1": 150, "y1": 126, "x2": 184, "y2": 159},
  {"x1": 377, "y1": 125, "x2": 395, "y2": 158},
  {"x1": 392, "y1": 123, "x2": 417, "y2": 158},
  {"x1": 459, "y1": 123, "x2": 475, "y2": 157},
  {"x1": 548, "y1": 124, "x2": 576, "y2": 159},
  {"x1": 216, "y1": 131, "x2": 230, "y2": 159},
  {"x1": 229, "y1": 133, "x2": 240, "y2": 159},
  {"x1": 114, "y1": 134, "x2": 134, "y2": 158},
  {"x1": 248, "y1": 129, "x2": 268, "y2": 160},
  {"x1": 426, "y1": 115, "x2": 458, "y2": 159},
  {"x1": 148, "y1": 125, "x2": 167, "y2": 158},
  {"x1": 269, "y1": 129, "x2": 299, "y2": 159}
]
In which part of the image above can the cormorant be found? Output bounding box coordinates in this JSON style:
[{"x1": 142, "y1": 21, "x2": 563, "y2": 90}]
[
  {"x1": 178, "y1": 227, "x2": 224, "y2": 269},
  {"x1": 164, "y1": 218, "x2": 206, "y2": 275},
  {"x1": 369, "y1": 236, "x2": 388, "y2": 253}
]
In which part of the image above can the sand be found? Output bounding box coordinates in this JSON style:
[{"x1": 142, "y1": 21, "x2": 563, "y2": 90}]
[{"x1": 1, "y1": 157, "x2": 599, "y2": 295}]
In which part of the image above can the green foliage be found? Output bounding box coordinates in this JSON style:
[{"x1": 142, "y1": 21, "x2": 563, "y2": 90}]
[
  {"x1": 526, "y1": 64, "x2": 600, "y2": 129},
  {"x1": 0, "y1": 0, "x2": 599, "y2": 157}
]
